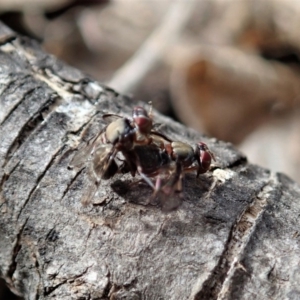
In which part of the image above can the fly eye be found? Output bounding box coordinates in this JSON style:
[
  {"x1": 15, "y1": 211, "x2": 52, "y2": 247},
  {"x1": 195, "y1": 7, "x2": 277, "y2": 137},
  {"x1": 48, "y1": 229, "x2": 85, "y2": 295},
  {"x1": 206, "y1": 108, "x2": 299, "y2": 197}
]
[
  {"x1": 133, "y1": 106, "x2": 148, "y2": 118},
  {"x1": 197, "y1": 142, "x2": 208, "y2": 151}
]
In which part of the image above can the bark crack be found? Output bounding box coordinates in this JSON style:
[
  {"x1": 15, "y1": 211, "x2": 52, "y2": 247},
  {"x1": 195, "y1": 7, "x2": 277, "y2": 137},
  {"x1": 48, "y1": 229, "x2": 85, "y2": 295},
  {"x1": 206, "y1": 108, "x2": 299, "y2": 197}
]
[
  {"x1": 68, "y1": 111, "x2": 101, "y2": 136},
  {"x1": 43, "y1": 266, "x2": 91, "y2": 297},
  {"x1": 34, "y1": 71, "x2": 75, "y2": 100},
  {"x1": 2, "y1": 94, "x2": 57, "y2": 171},
  {"x1": 193, "y1": 172, "x2": 279, "y2": 300},
  {"x1": 43, "y1": 279, "x2": 68, "y2": 296},
  {"x1": 0, "y1": 86, "x2": 44, "y2": 126},
  {"x1": 7, "y1": 218, "x2": 29, "y2": 280},
  {"x1": 16, "y1": 146, "x2": 63, "y2": 221},
  {"x1": 60, "y1": 167, "x2": 85, "y2": 202},
  {"x1": 0, "y1": 76, "x2": 29, "y2": 123},
  {"x1": 226, "y1": 155, "x2": 247, "y2": 170},
  {"x1": 0, "y1": 160, "x2": 21, "y2": 201}
]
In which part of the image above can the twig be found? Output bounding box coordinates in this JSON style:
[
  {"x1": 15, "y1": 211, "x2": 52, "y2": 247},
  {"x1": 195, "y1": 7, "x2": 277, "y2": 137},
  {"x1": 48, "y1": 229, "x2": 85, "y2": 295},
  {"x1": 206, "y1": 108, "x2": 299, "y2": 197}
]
[{"x1": 107, "y1": 0, "x2": 198, "y2": 94}]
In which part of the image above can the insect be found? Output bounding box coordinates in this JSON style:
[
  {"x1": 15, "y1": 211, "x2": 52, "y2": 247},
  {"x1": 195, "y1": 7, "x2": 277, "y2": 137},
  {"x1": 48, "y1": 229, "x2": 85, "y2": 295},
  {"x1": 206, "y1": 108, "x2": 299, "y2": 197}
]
[
  {"x1": 157, "y1": 140, "x2": 215, "y2": 211},
  {"x1": 69, "y1": 104, "x2": 159, "y2": 204},
  {"x1": 70, "y1": 105, "x2": 153, "y2": 172},
  {"x1": 162, "y1": 141, "x2": 216, "y2": 193},
  {"x1": 69, "y1": 104, "x2": 216, "y2": 209},
  {"x1": 121, "y1": 135, "x2": 216, "y2": 210},
  {"x1": 169, "y1": 141, "x2": 215, "y2": 175}
]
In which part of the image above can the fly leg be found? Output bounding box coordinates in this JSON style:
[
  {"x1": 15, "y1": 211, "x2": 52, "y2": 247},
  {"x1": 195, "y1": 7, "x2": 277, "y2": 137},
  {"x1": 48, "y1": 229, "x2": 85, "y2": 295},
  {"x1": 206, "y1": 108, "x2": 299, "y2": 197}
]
[
  {"x1": 160, "y1": 162, "x2": 183, "y2": 211},
  {"x1": 162, "y1": 162, "x2": 182, "y2": 195},
  {"x1": 146, "y1": 171, "x2": 167, "y2": 206},
  {"x1": 137, "y1": 165, "x2": 156, "y2": 190}
]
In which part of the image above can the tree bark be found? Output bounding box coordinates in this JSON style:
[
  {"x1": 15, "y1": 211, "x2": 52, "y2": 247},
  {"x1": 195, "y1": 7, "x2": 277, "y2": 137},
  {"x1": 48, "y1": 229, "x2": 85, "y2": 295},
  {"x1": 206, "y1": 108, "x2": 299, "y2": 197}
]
[{"x1": 1, "y1": 21, "x2": 300, "y2": 300}]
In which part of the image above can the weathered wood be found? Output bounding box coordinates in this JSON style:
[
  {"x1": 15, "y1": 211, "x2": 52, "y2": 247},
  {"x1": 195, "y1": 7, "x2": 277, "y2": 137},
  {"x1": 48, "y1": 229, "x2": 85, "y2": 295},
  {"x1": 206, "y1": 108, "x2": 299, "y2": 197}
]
[{"x1": 1, "y1": 21, "x2": 300, "y2": 300}]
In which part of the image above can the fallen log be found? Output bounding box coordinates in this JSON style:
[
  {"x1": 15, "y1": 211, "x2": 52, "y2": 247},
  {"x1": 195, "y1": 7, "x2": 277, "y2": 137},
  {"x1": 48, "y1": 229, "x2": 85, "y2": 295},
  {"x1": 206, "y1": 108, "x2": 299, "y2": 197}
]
[{"x1": 0, "y1": 22, "x2": 300, "y2": 300}]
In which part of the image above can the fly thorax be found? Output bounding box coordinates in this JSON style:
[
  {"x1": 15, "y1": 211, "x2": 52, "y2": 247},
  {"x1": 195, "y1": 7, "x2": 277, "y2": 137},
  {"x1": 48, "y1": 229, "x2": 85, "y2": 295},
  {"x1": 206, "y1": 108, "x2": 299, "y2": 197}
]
[
  {"x1": 105, "y1": 118, "x2": 131, "y2": 144},
  {"x1": 171, "y1": 142, "x2": 194, "y2": 163}
]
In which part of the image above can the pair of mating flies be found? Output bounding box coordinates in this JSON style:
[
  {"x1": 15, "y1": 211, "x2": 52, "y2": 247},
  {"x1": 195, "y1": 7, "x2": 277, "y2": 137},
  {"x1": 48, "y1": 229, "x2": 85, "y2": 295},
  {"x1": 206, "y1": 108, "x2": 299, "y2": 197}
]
[{"x1": 69, "y1": 104, "x2": 215, "y2": 209}]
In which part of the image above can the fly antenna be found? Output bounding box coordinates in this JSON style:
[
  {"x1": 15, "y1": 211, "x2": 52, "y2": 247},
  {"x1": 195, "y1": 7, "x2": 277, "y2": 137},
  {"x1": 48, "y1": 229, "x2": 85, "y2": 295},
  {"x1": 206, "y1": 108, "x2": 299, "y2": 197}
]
[{"x1": 148, "y1": 101, "x2": 153, "y2": 119}]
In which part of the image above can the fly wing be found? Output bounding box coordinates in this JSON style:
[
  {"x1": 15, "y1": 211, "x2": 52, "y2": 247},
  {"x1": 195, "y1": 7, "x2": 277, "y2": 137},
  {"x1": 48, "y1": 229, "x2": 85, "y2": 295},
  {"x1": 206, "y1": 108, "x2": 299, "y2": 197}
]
[
  {"x1": 80, "y1": 173, "x2": 99, "y2": 206},
  {"x1": 69, "y1": 127, "x2": 105, "y2": 169},
  {"x1": 102, "y1": 113, "x2": 123, "y2": 124},
  {"x1": 80, "y1": 147, "x2": 112, "y2": 206},
  {"x1": 160, "y1": 193, "x2": 182, "y2": 212},
  {"x1": 92, "y1": 144, "x2": 118, "y2": 180},
  {"x1": 150, "y1": 131, "x2": 173, "y2": 143},
  {"x1": 80, "y1": 145, "x2": 119, "y2": 205},
  {"x1": 159, "y1": 163, "x2": 183, "y2": 211},
  {"x1": 69, "y1": 143, "x2": 95, "y2": 169}
]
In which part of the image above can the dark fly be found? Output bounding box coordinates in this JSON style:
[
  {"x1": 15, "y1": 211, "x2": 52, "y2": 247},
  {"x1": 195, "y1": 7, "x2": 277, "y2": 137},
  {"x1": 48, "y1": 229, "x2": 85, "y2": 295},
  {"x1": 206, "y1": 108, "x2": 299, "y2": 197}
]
[
  {"x1": 69, "y1": 104, "x2": 155, "y2": 204},
  {"x1": 120, "y1": 135, "x2": 216, "y2": 210}
]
